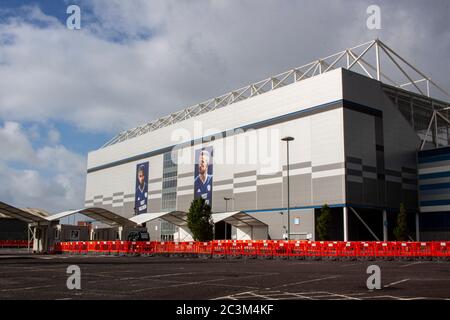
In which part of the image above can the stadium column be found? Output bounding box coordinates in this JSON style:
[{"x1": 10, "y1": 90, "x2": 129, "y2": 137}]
[
  {"x1": 415, "y1": 212, "x2": 420, "y2": 241},
  {"x1": 382, "y1": 210, "x2": 388, "y2": 241},
  {"x1": 343, "y1": 207, "x2": 349, "y2": 241}
]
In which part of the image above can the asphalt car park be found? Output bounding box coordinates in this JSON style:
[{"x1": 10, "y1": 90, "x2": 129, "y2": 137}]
[{"x1": 0, "y1": 251, "x2": 449, "y2": 300}]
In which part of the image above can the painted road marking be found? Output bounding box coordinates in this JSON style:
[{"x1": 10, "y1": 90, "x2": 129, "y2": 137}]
[{"x1": 384, "y1": 278, "x2": 410, "y2": 288}]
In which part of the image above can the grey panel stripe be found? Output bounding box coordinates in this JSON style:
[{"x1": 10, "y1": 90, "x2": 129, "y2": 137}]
[
  {"x1": 347, "y1": 169, "x2": 362, "y2": 177},
  {"x1": 257, "y1": 172, "x2": 282, "y2": 180},
  {"x1": 124, "y1": 194, "x2": 135, "y2": 199},
  {"x1": 234, "y1": 181, "x2": 257, "y2": 188},
  {"x1": 282, "y1": 162, "x2": 311, "y2": 170},
  {"x1": 178, "y1": 172, "x2": 194, "y2": 179},
  {"x1": 385, "y1": 169, "x2": 401, "y2": 177},
  {"x1": 103, "y1": 197, "x2": 113, "y2": 201},
  {"x1": 234, "y1": 170, "x2": 257, "y2": 178},
  {"x1": 362, "y1": 165, "x2": 377, "y2": 173},
  {"x1": 418, "y1": 159, "x2": 450, "y2": 169},
  {"x1": 346, "y1": 156, "x2": 362, "y2": 164},
  {"x1": 148, "y1": 190, "x2": 161, "y2": 195},
  {"x1": 85, "y1": 200, "x2": 94, "y2": 203},
  {"x1": 214, "y1": 179, "x2": 233, "y2": 186},
  {"x1": 93, "y1": 195, "x2": 103, "y2": 200},
  {"x1": 112, "y1": 199, "x2": 123, "y2": 204},
  {"x1": 402, "y1": 178, "x2": 417, "y2": 185},
  {"x1": 402, "y1": 167, "x2": 417, "y2": 174},
  {"x1": 112, "y1": 192, "x2": 124, "y2": 196},
  {"x1": 312, "y1": 162, "x2": 345, "y2": 172},
  {"x1": 177, "y1": 185, "x2": 193, "y2": 191},
  {"x1": 148, "y1": 178, "x2": 162, "y2": 183}
]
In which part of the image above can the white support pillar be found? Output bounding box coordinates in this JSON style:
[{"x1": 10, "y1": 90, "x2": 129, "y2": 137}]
[
  {"x1": 89, "y1": 227, "x2": 95, "y2": 241},
  {"x1": 383, "y1": 210, "x2": 388, "y2": 241},
  {"x1": 118, "y1": 226, "x2": 123, "y2": 240},
  {"x1": 415, "y1": 212, "x2": 420, "y2": 241},
  {"x1": 343, "y1": 207, "x2": 349, "y2": 241}
]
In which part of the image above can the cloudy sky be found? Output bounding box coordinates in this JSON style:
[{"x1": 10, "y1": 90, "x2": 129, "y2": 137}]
[{"x1": 0, "y1": 0, "x2": 449, "y2": 213}]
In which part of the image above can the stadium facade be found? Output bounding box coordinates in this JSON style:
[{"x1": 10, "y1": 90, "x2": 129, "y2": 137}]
[{"x1": 83, "y1": 40, "x2": 450, "y2": 241}]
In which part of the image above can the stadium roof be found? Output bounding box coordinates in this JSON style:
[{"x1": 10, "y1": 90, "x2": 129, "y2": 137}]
[{"x1": 102, "y1": 39, "x2": 450, "y2": 148}]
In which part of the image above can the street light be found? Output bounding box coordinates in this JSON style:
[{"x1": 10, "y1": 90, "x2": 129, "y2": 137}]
[
  {"x1": 281, "y1": 136, "x2": 294, "y2": 240},
  {"x1": 223, "y1": 197, "x2": 234, "y2": 240}
]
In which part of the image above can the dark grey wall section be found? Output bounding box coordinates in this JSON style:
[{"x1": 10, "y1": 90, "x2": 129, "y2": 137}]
[
  {"x1": 234, "y1": 191, "x2": 257, "y2": 211},
  {"x1": 312, "y1": 175, "x2": 345, "y2": 205},
  {"x1": 363, "y1": 178, "x2": 378, "y2": 206},
  {"x1": 214, "y1": 179, "x2": 233, "y2": 186},
  {"x1": 234, "y1": 170, "x2": 257, "y2": 178},
  {"x1": 257, "y1": 183, "x2": 282, "y2": 210},
  {"x1": 177, "y1": 194, "x2": 193, "y2": 212},
  {"x1": 146, "y1": 219, "x2": 161, "y2": 241},
  {"x1": 257, "y1": 172, "x2": 282, "y2": 180},
  {"x1": 347, "y1": 181, "x2": 363, "y2": 204},
  {"x1": 234, "y1": 181, "x2": 257, "y2": 188},
  {"x1": 283, "y1": 174, "x2": 312, "y2": 207},
  {"x1": 250, "y1": 209, "x2": 315, "y2": 240},
  {"x1": 213, "y1": 189, "x2": 234, "y2": 212},
  {"x1": 177, "y1": 172, "x2": 194, "y2": 179},
  {"x1": 148, "y1": 198, "x2": 162, "y2": 213}
]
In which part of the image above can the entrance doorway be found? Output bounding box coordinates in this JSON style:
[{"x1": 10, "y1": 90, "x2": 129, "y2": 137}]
[{"x1": 214, "y1": 221, "x2": 232, "y2": 240}]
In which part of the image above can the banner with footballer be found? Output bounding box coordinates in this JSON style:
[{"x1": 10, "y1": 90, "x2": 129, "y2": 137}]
[
  {"x1": 194, "y1": 147, "x2": 213, "y2": 207},
  {"x1": 134, "y1": 162, "x2": 149, "y2": 215}
]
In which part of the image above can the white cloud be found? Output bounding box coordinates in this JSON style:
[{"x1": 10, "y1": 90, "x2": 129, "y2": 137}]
[
  {"x1": 0, "y1": 121, "x2": 35, "y2": 162},
  {"x1": 0, "y1": 1, "x2": 447, "y2": 136},
  {"x1": 47, "y1": 128, "x2": 60, "y2": 145},
  {"x1": 0, "y1": 121, "x2": 85, "y2": 213}
]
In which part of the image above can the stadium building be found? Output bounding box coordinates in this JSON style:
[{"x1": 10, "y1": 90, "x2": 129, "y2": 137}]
[{"x1": 2, "y1": 40, "x2": 449, "y2": 246}]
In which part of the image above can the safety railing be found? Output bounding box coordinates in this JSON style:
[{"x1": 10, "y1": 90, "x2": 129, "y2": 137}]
[{"x1": 54, "y1": 240, "x2": 450, "y2": 259}]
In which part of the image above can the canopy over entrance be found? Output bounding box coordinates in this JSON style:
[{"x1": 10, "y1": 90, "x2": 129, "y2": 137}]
[
  {"x1": 46, "y1": 207, "x2": 137, "y2": 227},
  {"x1": 0, "y1": 201, "x2": 48, "y2": 223},
  {"x1": 129, "y1": 211, "x2": 189, "y2": 227},
  {"x1": 212, "y1": 211, "x2": 268, "y2": 240}
]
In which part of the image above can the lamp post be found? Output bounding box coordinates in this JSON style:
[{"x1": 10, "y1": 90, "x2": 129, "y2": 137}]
[
  {"x1": 223, "y1": 197, "x2": 234, "y2": 239},
  {"x1": 281, "y1": 136, "x2": 294, "y2": 240}
]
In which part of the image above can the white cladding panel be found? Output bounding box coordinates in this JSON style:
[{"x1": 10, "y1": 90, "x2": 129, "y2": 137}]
[{"x1": 87, "y1": 69, "x2": 343, "y2": 169}]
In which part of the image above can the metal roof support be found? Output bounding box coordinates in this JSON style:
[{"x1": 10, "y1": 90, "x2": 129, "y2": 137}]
[{"x1": 100, "y1": 39, "x2": 450, "y2": 148}]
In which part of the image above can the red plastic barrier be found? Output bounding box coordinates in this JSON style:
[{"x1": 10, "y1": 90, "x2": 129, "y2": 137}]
[
  {"x1": 358, "y1": 242, "x2": 375, "y2": 257},
  {"x1": 241, "y1": 241, "x2": 257, "y2": 257},
  {"x1": 305, "y1": 241, "x2": 322, "y2": 258},
  {"x1": 53, "y1": 240, "x2": 450, "y2": 259},
  {"x1": 340, "y1": 242, "x2": 357, "y2": 258},
  {"x1": 0, "y1": 240, "x2": 31, "y2": 248},
  {"x1": 322, "y1": 241, "x2": 340, "y2": 258},
  {"x1": 258, "y1": 241, "x2": 274, "y2": 258},
  {"x1": 273, "y1": 241, "x2": 290, "y2": 257},
  {"x1": 416, "y1": 242, "x2": 433, "y2": 258},
  {"x1": 432, "y1": 242, "x2": 450, "y2": 257},
  {"x1": 197, "y1": 242, "x2": 212, "y2": 256},
  {"x1": 374, "y1": 242, "x2": 397, "y2": 258},
  {"x1": 212, "y1": 242, "x2": 228, "y2": 256}
]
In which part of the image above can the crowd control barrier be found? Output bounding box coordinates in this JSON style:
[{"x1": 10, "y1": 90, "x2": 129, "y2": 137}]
[
  {"x1": 0, "y1": 240, "x2": 32, "y2": 248},
  {"x1": 54, "y1": 240, "x2": 450, "y2": 260}
]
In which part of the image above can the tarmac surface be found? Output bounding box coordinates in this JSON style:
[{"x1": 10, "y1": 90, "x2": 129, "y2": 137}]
[{"x1": 0, "y1": 250, "x2": 449, "y2": 300}]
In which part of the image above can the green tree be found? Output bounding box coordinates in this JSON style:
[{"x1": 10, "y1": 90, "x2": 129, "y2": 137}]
[
  {"x1": 394, "y1": 203, "x2": 409, "y2": 241},
  {"x1": 317, "y1": 204, "x2": 332, "y2": 241},
  {"x1": 187, "y1": 198, "x2": 214, "y2": 241}
]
